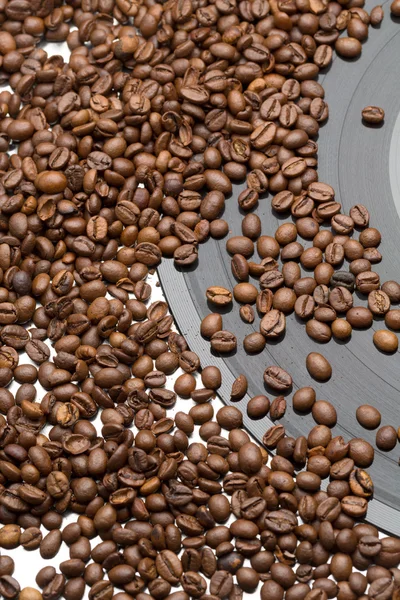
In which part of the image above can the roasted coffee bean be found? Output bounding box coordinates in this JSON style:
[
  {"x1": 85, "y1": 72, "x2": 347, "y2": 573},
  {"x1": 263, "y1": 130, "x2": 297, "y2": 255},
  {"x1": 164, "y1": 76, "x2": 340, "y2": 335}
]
[
  {"x1": 373, "y1": 329, "x2": 398, "y2": 353},
  {"x1": 260, "y1": 311, "x2": 286, "y2": 338},
  {"x1": 230, "y1": 375, "x2": 248, "y2": 402},
  {"x1": 240, "y1": 305, "x2": 255, "y2": 325},
  {"x1": 293, "y1": 387, "x2": 316, "y2": 413},
  {"x1": 201, "y1": 314, "x2": 223, "y2": 339},
  {"x1": 306, "y1": 353, "x2": 332, "y2": 382},
  {"x1": 385, "y1": 309, "x2": 400, "y2": 330},
  {"x1": 270, "y1": 397, "x2": 287, "y2": 420},
  {"x1": 263, "y1": 366, "x2": 292, "y2": 391},
  {"x1": 382, "y1": 280, "x2": 400, "y2": 303},
  {"x1": 346, "y1": 307, "x2": 373, "y2": 328},
  {"x1": 206, "y1": 287, "x2": 232, "y2": 306},
  {"x1": 263, "y1": 425, "x2": 286, "y2": 449},
  {"x1": 210, "y1": 331, "x2": 237, "y2": 353},
  {"x1": 306, "y1": 320, "x2": 332, "y2": 343},
  {"x1": 356, "y1": 405, "x2": 381, "y2": 430},
  {"x1": 376, "y1": 425, "x2": 397, "y2": 451},
  {"x1": 247, "y1": 396, "x2": 270, "y2": 420},
  {"x1": 362, "y1": 106, "x2": 385, "y2": 124}
]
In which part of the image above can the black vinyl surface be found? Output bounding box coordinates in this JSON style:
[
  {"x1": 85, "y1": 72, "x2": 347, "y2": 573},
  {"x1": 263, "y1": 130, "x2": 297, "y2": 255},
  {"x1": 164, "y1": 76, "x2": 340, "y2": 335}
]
[{"x1": 159, "y1": 0, "x2": 400, "y2": 535}]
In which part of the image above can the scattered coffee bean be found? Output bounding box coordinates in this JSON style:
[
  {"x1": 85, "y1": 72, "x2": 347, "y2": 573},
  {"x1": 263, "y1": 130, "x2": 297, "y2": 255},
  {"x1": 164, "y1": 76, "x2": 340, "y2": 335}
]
[
  {"x1": 306, "y1": 353, "x2": 332, "y2": 381},
  {"x1": 247, "y1": 396, "x2": 270, "y2": 420},
  {"x1": 373, "y1": 329, "x2": 399, "y2": 353},
  {"x1": 362, "y1": 106, "x2": 385, "y2": 124},
  {"x1": 356, "y1": 405, "x2": 382, "y2": 430},
  {"x1": 376, "y1": 426, "x2": 398, "y2": 451}
]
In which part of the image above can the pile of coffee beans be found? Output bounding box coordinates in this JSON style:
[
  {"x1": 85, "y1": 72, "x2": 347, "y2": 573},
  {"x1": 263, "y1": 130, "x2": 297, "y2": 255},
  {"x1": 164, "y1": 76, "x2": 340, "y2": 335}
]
[{"x1": 0, "y1": 0, "x2": 398, "y2": 595}]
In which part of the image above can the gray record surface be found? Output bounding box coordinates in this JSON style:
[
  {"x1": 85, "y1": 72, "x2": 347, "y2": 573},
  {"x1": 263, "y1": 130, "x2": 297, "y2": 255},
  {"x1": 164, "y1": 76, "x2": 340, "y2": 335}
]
[{"x1": 159, "y1": 0, "x2": 400, "y2": 535}]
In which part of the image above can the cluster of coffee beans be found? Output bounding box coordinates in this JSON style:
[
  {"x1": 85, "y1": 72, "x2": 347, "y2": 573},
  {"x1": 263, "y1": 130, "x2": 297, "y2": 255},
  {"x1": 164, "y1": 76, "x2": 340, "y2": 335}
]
[
  {"x1": 202, "y1": 198, "x2": 400, "y2": 353},
  {"x1": 0, "y1": 0, "x2": 398, "y2": 594}
]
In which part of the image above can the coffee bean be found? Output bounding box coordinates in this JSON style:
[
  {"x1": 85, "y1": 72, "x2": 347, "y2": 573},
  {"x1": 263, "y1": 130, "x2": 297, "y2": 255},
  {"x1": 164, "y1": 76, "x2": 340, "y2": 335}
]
[
  {"x1": 264, "y1": 366, "x2": 293, "y2": 392},
  {"x1": 240, "y1": 305, "x2": 255, "y2": 325},
  {"x1": 382, "y1": 280, "x2": 400, "y2": 303},
  {"x1": 362, "y1": 106, "x2": 385, "y2": 124},
  {"x1": 349, "y1": 438, "x2": 375, "y2": 468},
  {"x1": 260, "y1": 310, "x2": 286, "y2": 338},
  {"x1": 206, "y1": 287, "x2": 232, "y2": 306},
  {"x1": 368, "y1": 290, "x2": 391, "y2": 315},
  {"x1": 331, "y1": 319, "x2": 352, "y2": 339},
  {"x1": 262, "y1": 424, "x2": 286, "y2": 450},
  {"x1": 270, "y1": 397, "x2": 287, "y2": 420},
  {"x1": 306, "y1": 320, "x2": 332, "y2": 343},
  {"x1": 201, "y1": 314, "x2": 223, "y2": 339},
  {"x1": 373, "y1": 329, "x2": 398, "y2": 353},
  {"x1": 356, "y1": 405, "x2": 382, "y2": 430},
  {"x1": 346, "y1": 307, "x2": 373, "y2": 328},
  {"x1": 230, "y1": 375, "x2": 248, "y2": 402},
  {"x1": 293, "y1": 387, "x2": 316, "y2": 413},
  {"x1": 385, "y1": 309, "x2": 400, "y2": 330},
  {"x1": 306, "y1": 353, "x2": 332, "y2": 382},
  {"x1": 210, "y1": 331, "x2": 237, "y2": 353},
  {"x1": 233, "y1": 283, "x2": 258, "y2": 304},
  {"x1": 376, "y1": 426, "x2": 398, "y2": 451},
  {"x1": 247, "y1": 395, "x2": 270, "y2": 420},
  {"x1": 238, "y1": 443, "x2": 263, "y2": 475},
  {"x1": 335, "y1": 37, "x2": 362, "y2": 57}
]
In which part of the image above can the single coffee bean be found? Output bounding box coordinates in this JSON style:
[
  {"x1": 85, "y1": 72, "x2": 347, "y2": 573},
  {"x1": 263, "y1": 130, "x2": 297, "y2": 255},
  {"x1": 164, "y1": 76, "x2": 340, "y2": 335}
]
[
  {"x1": 312, "y1": 400, "x2": 337, "y2": 427},
  {"x1": 240, "y1": 305, "x2": 255, "y2": 324},
  {"x1": 243, "y1": 332, "x2": 266, "y2": 354},
  {"x1": 210, "y1": 331, "x2": 237, "y2": 353},
  {"x1": 385, "y1": 309, "x2": 400, "y2": 330},
  {"x1": 368, "y1": 290, "x2": 390, "y2": 315},
  {"x1": 330, "y1": 271, "x2": 355, "y2": 292},
  {"x1": 332, "y1": 319, "x2": 352, "y2": 339},
  {"x1": 263, "y1": 425, "x2": 286, "y2": 449},
  {"x1": 382, "y1": 280, "x2": 400, "y2": 303},
  {"x1": 335, "y1": 37, "x2": 362, "y2": 58},
  {"x1": 247, "y1": 396, "x2": 270, "y2": 420},
  {"x1": 230, "y1": 375, "x2": 248, "y2": 402},
  {"x1": 356, "y1": 405, "x2": 381, "y2": 430},
  {"x1": 270, "y1": 396, "x2": 286, "y2": 420},
  {"x1": 346, "y1": 307, "x2": 373, "y2": 328},
  {"x1": 373, "y1": 329, "x2": 398, "y2": 353},
  {"x1": 306, "y1": 353, "x2": 332, "y2": 382},
  {"x1": 293, "y1": 387, "x2": 316, "y2": 413},
  {"x1": 263, "y1": 366, "x2": 292, "y2": 391},
  {"x1": 306, "y1": 320, "x2": 332, "y2": 343},
  {"x1": 295, "y1": 295, "x2": 315, "y2": 319},
  {"x1": 376, "y1": 425, "x2": 397, "y2": 451},
  {"x1": 362, "y1": 106, "x2": 385, "y2": 124},
  {"x1": 206, "y1": 287, "x2": 232, "y2": 306},
  {"x1": 201, "y1": 314, "x2": 223, "y2": 339},
  {"x1": 260, "y1": 310, "x2": 286, "y2": 338}
]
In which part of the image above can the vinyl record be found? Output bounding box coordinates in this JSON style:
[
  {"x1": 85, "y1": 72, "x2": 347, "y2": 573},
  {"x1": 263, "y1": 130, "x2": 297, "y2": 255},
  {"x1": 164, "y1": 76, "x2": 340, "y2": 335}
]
[{"x1": 159, "y1": 0, "x2": 400, "y2": 535}]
